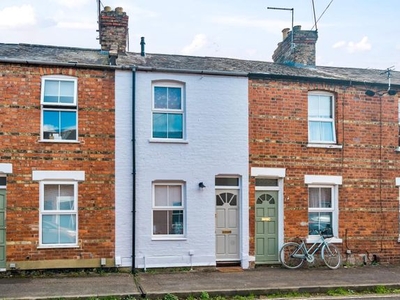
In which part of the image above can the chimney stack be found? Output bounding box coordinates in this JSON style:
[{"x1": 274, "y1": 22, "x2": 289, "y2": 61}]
[
  {"x1": 272, "y1": 25, "x2": 318, "y2": 67},
  {"x1": 99, "y1": 6, "x2": 129, "y2": 54}
]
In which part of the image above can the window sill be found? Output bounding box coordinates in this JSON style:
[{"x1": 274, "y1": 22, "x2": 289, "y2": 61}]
[
  {"x1": 39, "y1": 139, "x2": 81, "y2": 144},
  {"x1": 149, "y1": 138, "x2": 188, "y2": 144},
  {"x1": 306, "y1": 236, "x2": 342, "y2": 243},
  {"x1": 152, "y1": 236, "x2": 187, "y2": 241},
  {"x1": 37, "y1": 245, "x2": 79, "y2": 249},
  {"x1": 307, "y1": 143, "x2": 343, "y2": 149},
  {"x1": 395, "y1": 147, "x2": 400, "y2": 152}
]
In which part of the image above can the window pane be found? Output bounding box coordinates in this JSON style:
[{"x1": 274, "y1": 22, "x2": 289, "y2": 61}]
[
  {"x1": 0, "y1": 177, "x2": 6, "y2": 186},
  {"x1": 168, "y1": 114, "x2": 183, "y2": 138},
  {"x1": 155, "y1": 185, "x2": 168, "y2": 206},
  {"x1": 43, "y1": 110, "x2": 59, "y2": 139},
  {"x1": 153, "y1": 210, "x2": 183, "y2": 235},
  {"x1": 169, "y1": 186, "x2": 182, "y2": 206},
  {"x1": 59, "y1": 81, "x2": 74, "y2": 104},
  {"x1": 255, "y1": 178, "x2": 278, "y2": 186},
  {"x1": 319, "y1": 97, "x2": 332, "y2": 118},
  {"x1": 44, "y1": 81, "x2": 59, "y2": 103},
  {"x1": 320, "y1": 122, "x2": 334, "y2": 141},
  {"x1": 154, "y1": 87, "x2": 168, "y2": 109},
  {"x1": 309, "y1": 212, "x2": 332, "y2": 235},
  {"x1": 309, "y1": 188, "x2": 319, "y2": 208},
  {"x1": 320, "y1": 188, "x2": 332, "y2": 208},
  {"x1": 60, "y1": 111, "x2": 77, "y2": 140},
  {"x1": 42, "y1": 214, "x2": 76, "y2": 244},
  {"x1": 168, "y1": 87, "x2": 181, "y2": 109},
  {"x1": 153, "y1": 211, "x2": 168, "y2": 234},
  {"x1": 308, "y1": 95, "x2": 319, "y2": 117},
  {"x1": 44, "y1": 184, "x2": 74, "y2": 211},
  {"x1": 153, "y1": 113, "x2": 167, "y2": 138},
  {"x1": 215, "y1": 178, "x2": 239, "y2": 186}
]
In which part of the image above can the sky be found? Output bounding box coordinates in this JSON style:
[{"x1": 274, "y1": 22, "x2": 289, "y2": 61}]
[{"x1": 0, "y1": 0, "x2": 399, "y2": 70}]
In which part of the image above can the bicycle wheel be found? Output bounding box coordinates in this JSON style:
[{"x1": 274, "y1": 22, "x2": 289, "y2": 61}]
[
  {"x1": 279, "y1": 242, "x2": 305, "y2": 269},
  {"x1": 322, "y1": 243, "x2": 341, "y2": 269}
]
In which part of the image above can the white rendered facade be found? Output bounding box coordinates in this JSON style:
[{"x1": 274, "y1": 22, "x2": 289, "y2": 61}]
[{"x1": 115, "y1": 70, "x2": 249, "y2": 269}]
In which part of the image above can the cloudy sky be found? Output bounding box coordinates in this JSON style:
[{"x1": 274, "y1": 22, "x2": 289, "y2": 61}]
[{"x1": 1, "y1": 0, "x2": 399, "y2": 70}]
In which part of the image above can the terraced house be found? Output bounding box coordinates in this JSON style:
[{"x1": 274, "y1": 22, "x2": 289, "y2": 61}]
[{"x1": 1, "y1": 4, "x2": 400, "y2": 271}]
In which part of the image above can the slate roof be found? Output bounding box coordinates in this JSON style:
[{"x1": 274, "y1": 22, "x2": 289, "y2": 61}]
[{"x1": 1, "y1": 43, "x2": 399, "y2": 87}]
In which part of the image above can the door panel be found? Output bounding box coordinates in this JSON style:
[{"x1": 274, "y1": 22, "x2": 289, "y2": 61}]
[
  {"x1": 255, "y1": 191, "x2": 278, "y2": 263},
  {"x1": 0, "y1": 190, "x2": 6, "y2": 270},
  {"x1": 215, "y1": 190, "x2": 240, "y2": 261}
]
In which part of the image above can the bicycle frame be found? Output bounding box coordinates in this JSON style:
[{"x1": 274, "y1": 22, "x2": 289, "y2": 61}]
[{"x1": 292, "y1": 235, "x2": 330, "y2": 260}]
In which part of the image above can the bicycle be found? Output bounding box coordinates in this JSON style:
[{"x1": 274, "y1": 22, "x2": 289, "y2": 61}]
[{"x1": 279, "y1": 233, "x2": 341, "y2": 269}]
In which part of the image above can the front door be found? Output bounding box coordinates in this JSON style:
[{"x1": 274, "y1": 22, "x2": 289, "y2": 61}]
[
  {"x1": 255, "y1": 190, "x2": 278, "y2": 263},
  {"x1": 215, "y1": 190, "x2": 240, "y2": 261},
  {"x1": 0, "y1": 190, "x2": 6, "y2": 270}
]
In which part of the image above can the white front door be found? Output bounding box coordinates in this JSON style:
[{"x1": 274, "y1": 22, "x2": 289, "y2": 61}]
[{"x1": 215, "y1": 189, "x2": 240, "y2": 261}]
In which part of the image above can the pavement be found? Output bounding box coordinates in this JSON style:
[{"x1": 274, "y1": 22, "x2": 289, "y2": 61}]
[{"x1": 1, "y1": 264, "x2": 400, "y2": 299}]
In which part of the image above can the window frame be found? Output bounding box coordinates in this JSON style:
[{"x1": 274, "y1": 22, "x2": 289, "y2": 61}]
[
  {"x1": 151, "y1": 81, "x2": 185, "y2": 141},
  {"x1": 308, "y1": 92, "x2": 336, "y2": 144},
  {"x1": 40, "y1": 76, "x2": 78, "y2": 142},
  {"x1": 38, "y1": 180, "x2": 79, "y2": 248},
  {"x1": 305, "y1": 175, "x2": 341, "y2": 242},
  {"x1": 152, "y1": 181, "x2": 186, "y2": 239}
]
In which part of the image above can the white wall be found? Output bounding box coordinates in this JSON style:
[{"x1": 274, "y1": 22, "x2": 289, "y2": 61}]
[
  {"x1": 115, "y1": 70, "x2": 133, "y2": 267},
  {"x1": 116, "y1": 70, "x2": 249, "y2": 269}
]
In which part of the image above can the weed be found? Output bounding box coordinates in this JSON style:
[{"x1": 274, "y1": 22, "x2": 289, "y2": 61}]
[
  {"x1": 373, "y1": 285, "x2": 389, "y2": 294},
  {"x1": 164, "y1": 293, "x2": 179, "y2": 300},
  {"x1": 200, "y1": 291, "x2": 210, "y2": 300},
  {"x1": 326, "y1": 287, "x2": 354, "y2": 296}
]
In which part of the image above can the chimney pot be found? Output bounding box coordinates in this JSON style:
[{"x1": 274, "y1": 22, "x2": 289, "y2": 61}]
[
  {"x1": 282, "y1": 28, "x2": 290, "y2": 40},
  {"x1": 115, "y1": 7, "x2": 123, "y2": 14},
  {"x1": 104, "y1": 6, "x2": 112, "y2": 12}
]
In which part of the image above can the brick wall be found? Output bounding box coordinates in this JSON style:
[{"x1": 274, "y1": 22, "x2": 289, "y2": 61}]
[
  {"x1": 0, "y1": 63, "x2": 116, "y2": 267},
  {"x1": 249, "y1": 77, "x2": 400, "y2": 264}
]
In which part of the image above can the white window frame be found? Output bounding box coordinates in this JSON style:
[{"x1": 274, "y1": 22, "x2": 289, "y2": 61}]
[
  {"x1": 152, "y1": 182, "x2": 185, "y2": 239},
  {"x1": 38, "y1": 180, "x2": 78, "y2": 248},
  {"x1": 151, "y1": 81, "x2": 185, "y2": 141},
  {"x1": 305, "y1": 175, "x2": 342, "y2": 243},
  {"x1": 40, "y1": 76, "x2": 78, "y2": 142},
  {"x1": 308, "y1": 91, "x2": 336, "y2": 144}
]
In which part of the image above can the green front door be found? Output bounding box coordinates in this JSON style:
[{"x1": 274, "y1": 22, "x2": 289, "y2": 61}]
[
  {"x1": 255, "y1": 190, "x2": 278, "y2": 263},
  {"x1": 0, "y1": 190, "x2": 6, "y2": 270}
]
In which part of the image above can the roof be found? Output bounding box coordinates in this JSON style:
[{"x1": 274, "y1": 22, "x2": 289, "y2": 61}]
[{"x1": 0, "y1": 43, "x2": 399, "y2": 87}]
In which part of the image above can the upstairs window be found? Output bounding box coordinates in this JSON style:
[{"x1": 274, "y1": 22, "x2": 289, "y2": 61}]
[
  {"x1": 41, "y1": 77, "x2": 78, "y2": 141},
  {"x1": 152, "y1": 83, "x2": 184, "y2": 139},
  {"x1": 308, "y1": 93, "x2": 336, "y2": 143}
]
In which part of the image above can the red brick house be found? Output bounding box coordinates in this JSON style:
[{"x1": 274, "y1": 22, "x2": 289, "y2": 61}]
[
  {"x1": 0, "y1": 57, "x2": 116, "y2": 270},
  {"x1": 249, "y1": 26, "x2": 400, "y2": 266}
]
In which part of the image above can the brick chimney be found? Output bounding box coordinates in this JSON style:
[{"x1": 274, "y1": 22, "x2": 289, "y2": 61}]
[
  {"x1": 99, "y1": 6, "x2": 129, "y2": 54},
  {"x1": 272, "y1": 25, "x2": 318, "y2": 67}
]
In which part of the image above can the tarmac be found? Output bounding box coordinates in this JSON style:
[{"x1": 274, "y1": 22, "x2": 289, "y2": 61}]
[{"x1": 1, "y1": 264, "x2": 400, "y2": 300}]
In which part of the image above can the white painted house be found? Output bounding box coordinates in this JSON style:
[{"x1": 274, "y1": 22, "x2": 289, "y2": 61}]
[{"x1": 115, "y1": 67, "x2": 249, "y2": 269}]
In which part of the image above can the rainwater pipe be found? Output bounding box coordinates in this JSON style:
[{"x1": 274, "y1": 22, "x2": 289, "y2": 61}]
[{"x1": 131, "y1": 67, "x2": 137, "y2": 273}]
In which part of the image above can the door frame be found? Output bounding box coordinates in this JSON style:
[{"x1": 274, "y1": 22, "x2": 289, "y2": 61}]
[
  {"x1": 0, "y1": 164, "x2": 12, "y2": 272},
  {"x1": 252, "y1": 167, "x2": 286, "y2": 264},
  {"x1": 215, "y1": 177, "x2": 241, "y2": 263}
]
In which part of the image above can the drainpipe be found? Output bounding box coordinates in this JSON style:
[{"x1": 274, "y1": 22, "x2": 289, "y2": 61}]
[{"x1": 131, "y1": 68, "x2": 137, "y2": 273}]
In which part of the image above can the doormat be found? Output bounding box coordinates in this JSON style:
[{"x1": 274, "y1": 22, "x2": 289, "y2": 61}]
[{"x1": 216, "y1": 266, "x2": 243, "y2": 273}]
